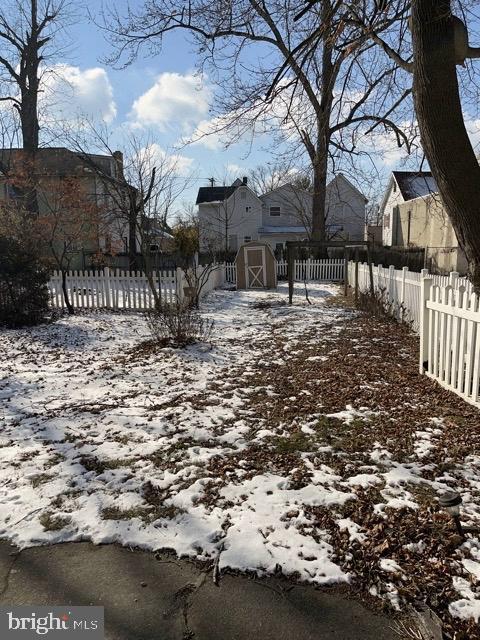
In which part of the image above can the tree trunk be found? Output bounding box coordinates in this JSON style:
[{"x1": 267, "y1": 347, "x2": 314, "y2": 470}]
[
  {"x1": 311, "y1": 1, "x2": 333, "y2": 252},
  {"x1": 311, "y1": 138, "x2": 328, "y2": 243},
  {"x1": 127, "y1": 198, "x2": 137, "y2": 271},
  {"x1": 61, "y1": 270, "x2": 75, "y2": 315},
  {"x1": 128, "y1": 202, "x2": 137, "y2": 271},
  {"x1": 412, "y1": 0, "x2": 480, "y2": 291}
]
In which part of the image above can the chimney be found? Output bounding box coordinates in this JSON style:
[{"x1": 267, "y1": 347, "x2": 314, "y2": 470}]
[
  {"x1": 242, "y1": 176, "x2": 248, "y2": 185},
  {"x1": 113, "y1": 150, "x2": 124, "y2": 179}
]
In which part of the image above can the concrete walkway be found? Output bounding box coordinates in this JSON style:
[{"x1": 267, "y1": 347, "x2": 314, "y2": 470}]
[{"x1": 0, "y1": 541, "x2": 401, "y2": 640}]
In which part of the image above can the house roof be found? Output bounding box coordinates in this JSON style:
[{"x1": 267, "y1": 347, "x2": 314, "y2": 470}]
[
  {"x1": 195, "y1": 185, "x2": 238, "y2": 205},
  {"x1": 392, "y1": 171, "x2": 437, "y2": 201},
  {"x1": 330, "y1": 173, "x2": 369, "y2": 203},
  {"x1": 0, "y1": 147, "x2": 117, "y2": 178}
]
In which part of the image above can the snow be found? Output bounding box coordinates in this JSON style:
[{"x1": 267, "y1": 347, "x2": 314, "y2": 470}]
[
  {"x1": 1, "y1": 280, "x2": 480, "y2": 625},
  {"x1": 0, "y1": 283, "x2": 351, "y2": 585},
  {"x1": 450, "y1": 577, "x2": 480, "y2": 622}
]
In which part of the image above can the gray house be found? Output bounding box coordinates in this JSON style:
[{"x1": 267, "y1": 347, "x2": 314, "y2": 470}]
[{"x1": 196, "y1": 174, "x2": 367, "y2": 254}]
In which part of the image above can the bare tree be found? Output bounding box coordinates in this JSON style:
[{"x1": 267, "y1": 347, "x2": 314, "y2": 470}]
[
  {"x1": 334, "y1": 0, "x2": 480, "y2": 288},
  {"x1": 102, "y1": 0, "x2": 412, "y2": 245},
  {"x1": 0, "y1": 0, "x2": 71, "y2": 217},
  {"x1": 0, "y1": 0, "x2": 71, "y2": 154},
  {"x1": 72, "y1": 128, "x2": 191, "y2": 307},
  {"x1": 0, "y1": 155, "x2": 104, "y2": 312},
  {"x1": 248, "y1": 162, "x2": 303, "y2": 195}
]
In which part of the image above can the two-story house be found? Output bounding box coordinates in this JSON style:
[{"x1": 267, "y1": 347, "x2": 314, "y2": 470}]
[
  {"x1": 0, "y1": 147, "x2": 173, "y2": 270},
  {"x1": 196, "y1": 173, "x2": 367, "y2": 254},
  {"x1": 380, "y1": 170, "x2": 467, "y2": 273},
  {"x1": 380, "y1": 171, "x2": 437, "y2": 246}
]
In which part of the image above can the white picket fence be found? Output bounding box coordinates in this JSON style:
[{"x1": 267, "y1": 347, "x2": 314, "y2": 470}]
[
  {"x1": 420, "y1": 279, "x2": 480, "y2": 408},
  {"x1": 224, "y1": 259, "x2": 345, "y2": 283},
  {"x1": 279, "y1": 259, "x2": 345, "y2": 281},
  {"x1": 348, "y1": 262, "x2": 473, "y2": 332},
  {"x1": 49, "y1": 259, "x2": 347, "y2": 309},
  {"x1": 49, "y1": 268, "x2": 179, "y2": 310},
  {"x1": 49, "y1": 264, "x2": 233, "y2": 311},
  {"x1": 348, "y1": 261, "x2": 480, "y2": 409}
]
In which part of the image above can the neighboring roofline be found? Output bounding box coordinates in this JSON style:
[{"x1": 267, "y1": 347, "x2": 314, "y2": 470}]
[
  {"x1": 224, "y1": 184, "x2": 262, "y2": 204},
  {"x1": 259, "y1": 182, "x2": 312, "y2": 199},
  {"x1": 397, "y1": 191, "x2": 440, "y2": 206},
  {"x1": 196, "y1": 182, "x2": 262, "y2": 206},
  {"x1": 258, "y1": 227, "x2": 309, "y2": 234},
  {"x1": 379, "y1": 174, "x2": 399, "y2": 214},
  {"x1": 329, "y1": 173, "x2": 369, "y2": 203},
  {"x1": 391, "y1": 170, "x2": 435, "y2": 201}
]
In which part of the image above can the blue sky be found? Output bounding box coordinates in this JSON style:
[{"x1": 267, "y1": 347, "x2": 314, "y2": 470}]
[
  {"x1": 40, "y1": 0, "x2": 480, "y2": 215},
  {"x1": 54, "y1": 0, "x2": 273, "y2": 211}
]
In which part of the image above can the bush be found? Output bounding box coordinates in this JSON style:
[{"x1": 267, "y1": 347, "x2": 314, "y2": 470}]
[
  {"x1": 0, "y1": 237, "x2": 50, "y2": 327},
  {"x1": 355, "y1": 287, "x2": 410, "y2": 325},
  {"x1": 146, "y1": 301, "x2": 214, "y2": 347}
]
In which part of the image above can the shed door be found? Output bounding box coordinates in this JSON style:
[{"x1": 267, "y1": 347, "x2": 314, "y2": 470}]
[{"x1": 245, "y1": 246, "x2": 266, "y2": 288}]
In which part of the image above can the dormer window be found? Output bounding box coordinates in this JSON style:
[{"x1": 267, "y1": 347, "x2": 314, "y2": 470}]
[{"x1": 270, "y1": 206, "x2": 281, "y2": 216}]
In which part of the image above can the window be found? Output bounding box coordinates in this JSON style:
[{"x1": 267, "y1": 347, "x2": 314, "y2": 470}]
[
  {"x1": 245, "y1": 206, "x2": 252, "y2": 214},
  {"x1": 244, "y1": 236, "x2": 252, "y2": 244},
  {"x1": 269, "y1": 206, "x2": 281, "y2": 216},
  {"x1": 150, "y1": 243, "x2": 159, "y2": 253}
]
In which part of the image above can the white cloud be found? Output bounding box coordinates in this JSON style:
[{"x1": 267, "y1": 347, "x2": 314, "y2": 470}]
[
  {"x1": 131, "y1": 73, "x2": 211, "y2": 131},
  {"x1": 226, "y1": 163, "x2": 247, "y2": 175},
  {"x1": 41, "y1": 64, "x2": 117, "y2": 124},
  {"x1": 464, "y1": 116, "x2": 480, "y2": 151},
  {"x1": 136, "y1": 143, "x2": 194, "y2": 177},
  {"x1": 188, "y1": 117, "x2": 227, "y2": 149}
]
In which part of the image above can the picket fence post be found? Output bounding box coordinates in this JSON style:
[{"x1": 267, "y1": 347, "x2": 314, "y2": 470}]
[
  {"x1": 176, "y1": 267, "x2": 184, "y2": 303},
  {"x1": 104, "y1": 267, "x2": 111, "y2": 308},
  {"x1": 388, "y1": 265, "x2": 395, "y2": 303},
  {"x1": 449, "y1": 271, "x2": 459, "y2": 288},
  {"x1": 400, "y1": 266, "x2": 407, "y2": 303},
  {"x1": 419, "y1": 277, "x2": 433, "y2": 374}
]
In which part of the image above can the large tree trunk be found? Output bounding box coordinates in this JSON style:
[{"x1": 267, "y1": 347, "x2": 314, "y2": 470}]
[
  {"x1": 311, "y1": 1, "x2": 333, "y2": 249},
  {"x1": 311, "y1": 136, "x2": 328, "y2": 243},
  {"x1": 412, "y1": 0, "x2": 480, "y2": 291}
]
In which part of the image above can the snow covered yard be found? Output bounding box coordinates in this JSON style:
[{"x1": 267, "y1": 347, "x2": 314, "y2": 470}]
[{"x1": 1, "y1": 282, "x2": 480, "y2": 638}]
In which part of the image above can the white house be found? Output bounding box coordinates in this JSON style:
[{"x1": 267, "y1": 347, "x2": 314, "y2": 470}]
[
  {"x1": 196, "y1": 174, "x2": 368, "y2": 254},
  {"x1": 380, "y1": 171, "x2": 437, "y2": 246}
]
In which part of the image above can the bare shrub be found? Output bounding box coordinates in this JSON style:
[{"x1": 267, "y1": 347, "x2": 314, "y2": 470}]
[
  {"x1": 356, "y1": 287, "x2": 398, "y2": 321},
  {"x1": 146, "y1": 301, "x2": 214, "y2": 347}
]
